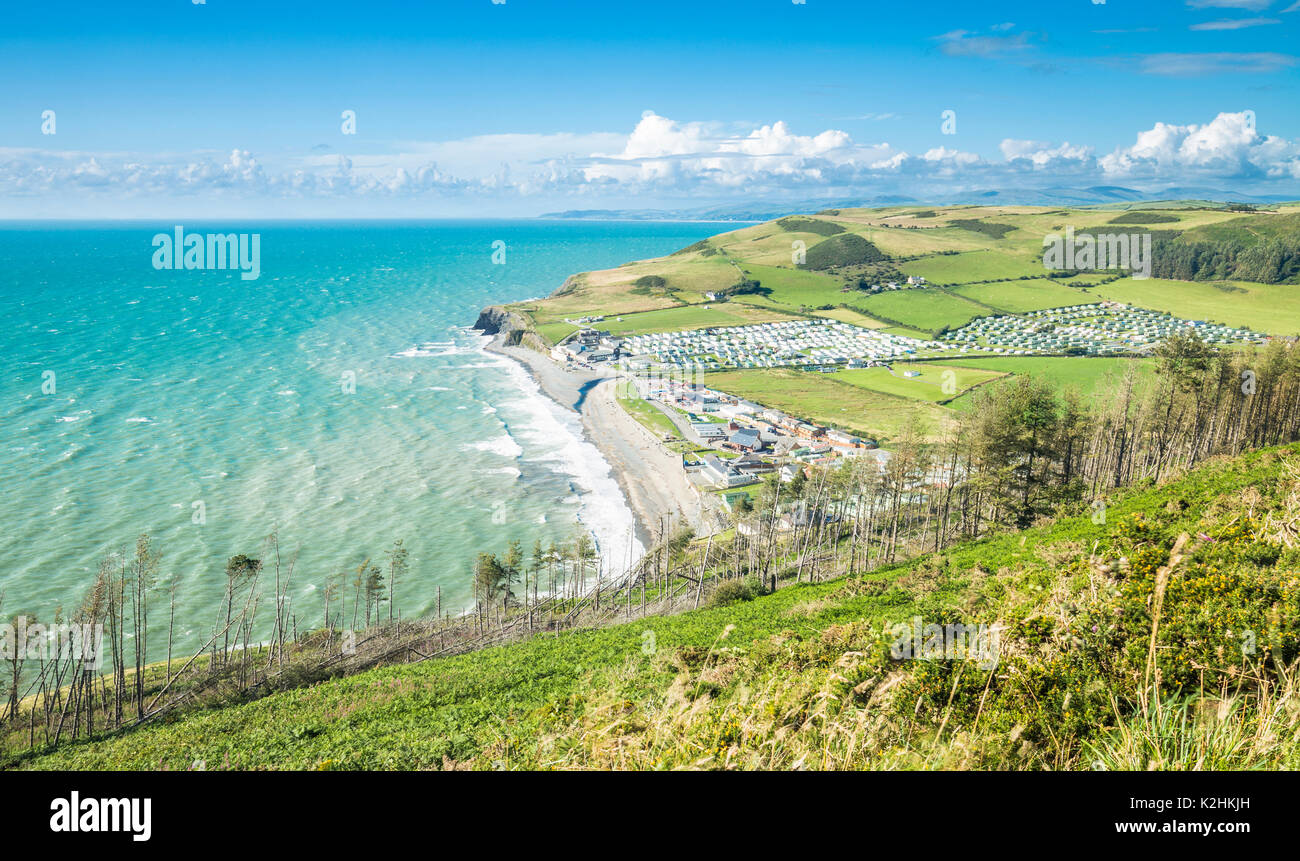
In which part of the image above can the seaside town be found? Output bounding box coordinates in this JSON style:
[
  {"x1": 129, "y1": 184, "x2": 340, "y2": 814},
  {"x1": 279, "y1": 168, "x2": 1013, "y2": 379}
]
[
  {"x1": 535, "y1": 300, "x2": 1270, "y2": 531},
  {"x1": 638, "y1": 375, "x2": 894, "y2": 518}
]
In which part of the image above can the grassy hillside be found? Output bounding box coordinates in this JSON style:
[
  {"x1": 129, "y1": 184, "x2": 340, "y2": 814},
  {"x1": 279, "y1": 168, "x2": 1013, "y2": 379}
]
[{"x1": 14, "y1": 444, "x2": 1300, "y2": 771}]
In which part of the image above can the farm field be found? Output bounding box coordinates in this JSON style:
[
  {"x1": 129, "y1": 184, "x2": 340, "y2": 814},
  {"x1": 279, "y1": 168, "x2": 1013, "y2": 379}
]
[
  {"x1": 832, "y1": 363, "x2": 1007, "y2": 403},
  {"x1": 535, "y1": 321, "x2": 580, "y2": 345},
  {"x1": 856, "y1": 289, "x2": 988, "y2": 334},
  {"x1": 880, "y1": 324, "x2": 935, "y2": 339},
  {"x1": 1091, "y1": 277, "x2": 1300, "y2": 335},
  {"x1": 711, "y1": 220, "x2": 853, "y2": 266},
  {"x1": 730, "y1": 262, "x2": 852, "y2": 310},
  {"x1": 808, "y1": 306, "x2": 891, "y2": 329},
  {"x1": 942, "y1": 356, "x2": 1155, "y2": 410},
  {"x1": 901, "y1": 249, "x2": 1043, "y2": 284},
  {"x1": 703, "y1": 368, "x2": 951, "y2": 441},
  {"x1": 950, "y1": 278, "x2": 1093, "y2": 313},
  {"x1": 511, "y1": 204, "x2": 1300, "y2": 427}
]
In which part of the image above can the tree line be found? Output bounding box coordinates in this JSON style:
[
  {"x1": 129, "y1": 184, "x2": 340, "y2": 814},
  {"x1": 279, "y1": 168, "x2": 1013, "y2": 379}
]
[{"x1": 1151, "y1": 234, "x2": 1300, "y2": 284}]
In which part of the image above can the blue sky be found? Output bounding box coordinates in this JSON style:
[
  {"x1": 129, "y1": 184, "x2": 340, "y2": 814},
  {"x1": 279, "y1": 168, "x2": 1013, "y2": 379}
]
[{"x1": 2, "y1": 0, "x2": 1298, "y2": 216}]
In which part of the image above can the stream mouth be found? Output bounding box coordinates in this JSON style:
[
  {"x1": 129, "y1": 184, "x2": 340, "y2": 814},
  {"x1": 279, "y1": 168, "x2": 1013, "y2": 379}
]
[{"x1": 574, "y1": 378, "x2": 603, "y2": 411}]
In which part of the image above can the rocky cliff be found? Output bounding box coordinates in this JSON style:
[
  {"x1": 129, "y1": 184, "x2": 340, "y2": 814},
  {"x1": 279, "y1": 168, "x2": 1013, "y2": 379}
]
[{"x1": 473, "y1": 305, "x2": 548, "y2": 351}]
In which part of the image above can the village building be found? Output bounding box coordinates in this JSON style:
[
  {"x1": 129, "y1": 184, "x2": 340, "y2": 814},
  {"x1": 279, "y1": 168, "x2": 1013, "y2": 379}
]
[
  {"x1": 699, "y1": 456, "x2": 758, "y2": 489},
  {"x1": 726, "y1": 427, "x2": 764, "y2": 452},
  {"x1": 691, "y1": 422, "x2": 728, "y2": 441}
]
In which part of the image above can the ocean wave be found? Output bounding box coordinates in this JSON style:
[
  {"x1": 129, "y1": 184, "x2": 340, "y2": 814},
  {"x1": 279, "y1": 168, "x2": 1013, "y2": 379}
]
[
  {"x1": 461, "y1": 434, "x2": 524, "y2": 458},
  {"x1": 390, "y1": 341, "x2": 461, "y2": 359},
  {"x1": 483, "y1": 343, "x2": 645, "y2": 576}
]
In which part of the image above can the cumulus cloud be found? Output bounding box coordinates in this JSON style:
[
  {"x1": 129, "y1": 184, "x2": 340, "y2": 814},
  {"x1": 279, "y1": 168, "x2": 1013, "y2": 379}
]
[
  {"x1": 1000, "y1": 139, "x2": 1094, "y2": 168},
  {"x1": 581, "y1": 112, "x2": 872, "y2": 191},
  {"x1": 1099, "y1": 111, "x2": 1300, "y2": 180}
]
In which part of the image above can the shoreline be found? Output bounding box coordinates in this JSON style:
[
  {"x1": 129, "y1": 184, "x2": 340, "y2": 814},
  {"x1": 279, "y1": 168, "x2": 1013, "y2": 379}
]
[{"x1": 482, "y1": 335, "x2": 706, "y2": 550}]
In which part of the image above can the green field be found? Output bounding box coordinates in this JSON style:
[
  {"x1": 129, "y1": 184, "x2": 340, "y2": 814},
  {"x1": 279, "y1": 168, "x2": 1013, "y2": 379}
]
[
  {"x1": 511, "y1": 203, "x2": 1300, "y2": 414},
  {"x1": 856, "y1": 289, "x2": 988, "y2": 334},
  {"x1": 703, "y1": 368, "x2": 950, "y2": 440},
  {"x1": 808, "y1": 306, "x2": 891, "y2": 329},
  {"x1": 943, "y1": 356, "x2": 1155, "y2": 410},
  {"x1": 731, "y1": 262, "x2": 854, "y2": 310},
  {"x1": 901, "y1": 249, "x2": 1044, "y2": 284},
  {"x1": 833, "y1": 363, "x2": 1006, "y2": 403},
  {"x1": 535, "y1": 322, "x2": 580, "y2": 345},
  {"x1": 950, "y1": 278, "x2": 1093, "y2": 313},
  {"x1": 617, "y1": 393, "x2": 679, "y2": 438},
  {"x1": 1092, "y1": 277, "x2": 1300, "y2": 336}
]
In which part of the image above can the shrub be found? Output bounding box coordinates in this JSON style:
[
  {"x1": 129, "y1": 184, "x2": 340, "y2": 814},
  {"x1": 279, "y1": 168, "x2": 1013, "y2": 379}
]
[
  {"x1": 632, "y1": 275, "x2": 667, "y2": 292},
  {"x1": 776, "y1": 216, "x2": 845, "y2": 237},
  {"x1": 947, "y1": 219, "x2": 1017, "y2": 239},
  {"x1": 709, "y1": 579, "x2": 758, "y2": 607},
  {"x1": 1109, "y1": 211, "x2": 1179, "y2": 225}
]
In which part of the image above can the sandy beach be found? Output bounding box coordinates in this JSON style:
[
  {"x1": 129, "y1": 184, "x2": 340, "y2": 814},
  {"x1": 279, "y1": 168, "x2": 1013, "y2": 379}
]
[{"x1": 484, "y1": 336, "x2": 707, "y2": 549}]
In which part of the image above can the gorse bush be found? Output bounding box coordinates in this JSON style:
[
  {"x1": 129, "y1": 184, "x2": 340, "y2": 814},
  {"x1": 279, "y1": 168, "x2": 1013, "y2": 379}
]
[
  {"x1": 708, "y1": 579, "x2": 758, "y2": 608},
  {"x1": 776, "y1": 216, "x2": 845, "y2": 237}
]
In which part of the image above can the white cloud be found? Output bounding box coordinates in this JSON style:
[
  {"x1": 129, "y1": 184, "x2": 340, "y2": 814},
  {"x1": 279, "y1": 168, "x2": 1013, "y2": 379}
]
[
  {"x1": 932, "y1": 28, "x2": 1035, "y2": 58},
  {"x1": 581, "y1": 112, "x2": 874, "y2": 191},
  {"x1": 1190, "y1": 17, "x2": 1280, "y2": 29},
  {"x1": 1000, "y1": 139, "x2": 1094, "y2": 167},
  {"x1": 1140, "y1": 52, "x2": 1298, "y2": 75},
  {"x1": 1100, "y1": 111, "x2": 1300, "y2": 180},
  {"x1": 1186, "y1": 0, "x2": 1272, "y2": 9},
  {"x1": 920, "y1": 146, "x2": 982, "y2": 167},
  {"x1": 3, "y1": 111, "x2": 1299, "y2": 213}
]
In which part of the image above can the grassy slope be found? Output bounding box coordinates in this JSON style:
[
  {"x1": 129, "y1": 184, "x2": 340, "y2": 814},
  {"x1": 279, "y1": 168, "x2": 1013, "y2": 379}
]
[
  {"x1": 832, "y1": 363, "x2": 1006, "y2": 404},
  {"x1": 943, "y1": 356, "x2": 1155, "y2": 411},
  {"x1": 949, "y1": 279, "x2": 1093, "y2": 313},
  {"x1": 18, "y1": 444, "x2": 1300, "y2": 770},
  {"x1": 597, "y1": 302, "x2": 799, "y2": 337},
  {"x1": 855, "y1": 289, "x2": 988, "y2": 332},
  {"x1": 1092, "y1": 277, "x2": 1300, "y2": 335},
  {"x1": 617, "y1": 392, "x2": 678, "y2": 438},
  {"x1": 701, "y1": 368, "x2": 951, "y2": 441}
]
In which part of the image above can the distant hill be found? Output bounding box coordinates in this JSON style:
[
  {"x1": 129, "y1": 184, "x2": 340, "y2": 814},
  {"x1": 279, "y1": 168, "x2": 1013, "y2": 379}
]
[{"x1": 539, "y1": 190, "x2": 1298, "y2": 222}]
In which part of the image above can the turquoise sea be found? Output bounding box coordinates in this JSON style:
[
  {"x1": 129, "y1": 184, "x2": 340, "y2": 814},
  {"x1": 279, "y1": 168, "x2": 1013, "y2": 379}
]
[{"x1": 0, "y1": 220, "x2": 733, "y2": 653}]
